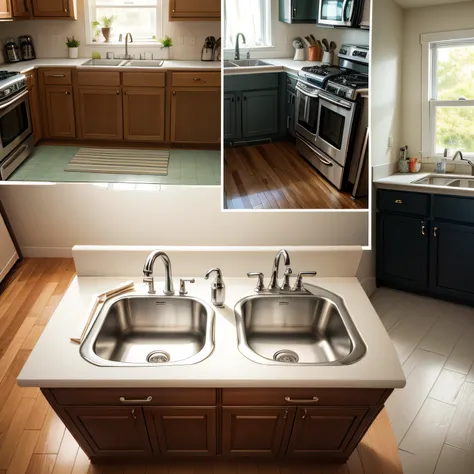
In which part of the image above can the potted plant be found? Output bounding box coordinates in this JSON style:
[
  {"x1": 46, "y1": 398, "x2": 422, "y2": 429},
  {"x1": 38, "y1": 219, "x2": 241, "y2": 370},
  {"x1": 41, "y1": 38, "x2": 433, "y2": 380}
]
[
  {"x1": 65, "y1": 36, "x2": 80, "y2": 59},
  {"x1": 100, "y1": 15, "x2": 117, "y2": 43},
  {"x1": 91, "y1": 21, "x2": 101, "y2": 42},
  {"x1": 158, "y1": 35, "x2": 173, "y2": 60}
]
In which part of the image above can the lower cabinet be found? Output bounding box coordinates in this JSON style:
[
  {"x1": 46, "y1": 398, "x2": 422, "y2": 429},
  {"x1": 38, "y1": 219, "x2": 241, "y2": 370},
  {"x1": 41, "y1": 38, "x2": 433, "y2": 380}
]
[
  {"x1": 223, "y1": 92, "x2": 239, "y2": 141},
  {"x1": 242, "y1": 90, "x2": 279, "y2": 139},
  {"x1": 44, "y1": 86, "x2": 75, "y2": 138},
  {"x1": 222, "y1": 407, "x2": 295, "y2": 456},
  {"x1": 145, "y1": 407, "x2": 216, "y2": 456}
]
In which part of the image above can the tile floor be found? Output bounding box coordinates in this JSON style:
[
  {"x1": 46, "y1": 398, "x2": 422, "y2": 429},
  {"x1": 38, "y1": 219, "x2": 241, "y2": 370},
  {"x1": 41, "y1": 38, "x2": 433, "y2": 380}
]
[
  {"x1": 371, "y1": 287, "x2": 474, "y2": 474},
  {"x1": 7, "y1": 145, "x2": 221, "y2": 185}
]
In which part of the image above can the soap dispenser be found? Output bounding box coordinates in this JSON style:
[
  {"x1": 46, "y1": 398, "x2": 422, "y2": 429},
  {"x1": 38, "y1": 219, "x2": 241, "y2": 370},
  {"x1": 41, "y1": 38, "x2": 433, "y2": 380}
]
[{"x1": 204, "y1": 268, "x2": 225, "y2": 307}]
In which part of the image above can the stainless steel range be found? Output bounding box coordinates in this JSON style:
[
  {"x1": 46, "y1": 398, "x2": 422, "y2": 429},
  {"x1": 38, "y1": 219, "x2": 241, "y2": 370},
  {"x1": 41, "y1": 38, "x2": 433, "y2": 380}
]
[
  {"x1": 295, "y1": 45, "x2": 369, "y2": 192},
  {"x1": 0, "y1": 70, "x2": 34, "y2": 180}
]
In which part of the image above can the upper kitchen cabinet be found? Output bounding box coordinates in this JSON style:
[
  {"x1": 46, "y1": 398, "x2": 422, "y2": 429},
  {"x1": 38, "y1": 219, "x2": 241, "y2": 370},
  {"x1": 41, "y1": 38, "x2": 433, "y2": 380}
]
[
  {"x1": 279, "y1": 0, "x2": 318, "y2": 24},
  {"x1": 11, "y1": 0, "x2": 29, "y2": 18},
  {"x1": 360, "y1": 0, "x2": 370, "y2": 29},
  {"x1": 30, "y1": 0, "x2": 76, "y2": 18},
  {"x1": 0, "y1": 0, "x2": 12, "y2": 18},
  {"x1": 169, "y1": 0, "x2": 220, "y2": 21}
]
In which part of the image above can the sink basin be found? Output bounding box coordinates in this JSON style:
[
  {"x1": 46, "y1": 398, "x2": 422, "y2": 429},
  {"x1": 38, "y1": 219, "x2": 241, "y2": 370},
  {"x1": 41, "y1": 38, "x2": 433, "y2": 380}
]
[
  {"x1": 415, "y1": 176, "x2": 458, "y2": 186},
  {"x1": 122, "y1": 60, "x2": 164, "y2": 68},
  {"x1": 80, "y1": 295, "x2": 215, "y2": 367},
  {"x1": 234, "y1": 286, "x2": 366, "y2": 366},
  {"x1": 224, "y1": 59, "x2": 272, "y2": 68},
  {"x1": 82, "y1": 59, "x2": 125, "y2": 66},
  {"x1": 224, "y1": 60, "x2": 238, "y2": 68},
  {"x1": 448, "y1": 178, "x2": 474, "y2": 188}
]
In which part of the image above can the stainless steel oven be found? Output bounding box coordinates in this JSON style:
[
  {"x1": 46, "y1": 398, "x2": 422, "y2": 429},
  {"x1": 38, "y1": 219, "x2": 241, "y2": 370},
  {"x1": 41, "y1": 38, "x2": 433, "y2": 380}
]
[
  {"x1": 318, "y1": 0, "x2": 364, "y2": 27},
  {"x1": 295, "y1": 81, "x2": 320, "y2": 144},
  {"x1": 0, "y1": 89, "x2": 33, "y2": 180}
]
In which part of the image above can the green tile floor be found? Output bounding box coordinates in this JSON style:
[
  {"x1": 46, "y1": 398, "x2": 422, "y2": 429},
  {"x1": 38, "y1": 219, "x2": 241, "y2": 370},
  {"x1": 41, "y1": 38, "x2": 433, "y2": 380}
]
[{"x1": 8, "y1": 146, "x2": 221, "y2": 185}]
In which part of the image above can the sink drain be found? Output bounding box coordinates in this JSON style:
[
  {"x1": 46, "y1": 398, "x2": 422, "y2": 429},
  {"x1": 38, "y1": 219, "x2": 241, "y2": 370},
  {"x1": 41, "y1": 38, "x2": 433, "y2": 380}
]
[
  {"x1": 147, "y1": 351, "x2": 170, "y2": 363},
  {"x1": 273, "y1": 350, "x2": 299, "y2": 363}
]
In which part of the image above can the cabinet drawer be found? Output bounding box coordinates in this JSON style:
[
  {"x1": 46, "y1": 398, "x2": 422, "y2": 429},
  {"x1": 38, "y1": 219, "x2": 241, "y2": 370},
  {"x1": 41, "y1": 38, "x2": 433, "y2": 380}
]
[
  {"x1": 171, "y1": 72, "x2": 220, "y2": 87},
  {"x1": 222, "y1": 388, "x2": 387, "y2": 407},
  {"x1": 77, "y1": 72, "x2": 121, "y2": 87},
  {"x1": 43, "y1": 69, "x2": 72, "y2": 85},
  {"x1": 378, "y1": 189, "x2": 430, "y2": 216},
  {"x1": 122, "y1": 72, "x2": 166, "y2": 88},
  {"x1": 48, "y1": 388, "x2": 217, "y2": 406},
  {"x1": 434, "y1": 195, "x2": 474, "y2": 225}
]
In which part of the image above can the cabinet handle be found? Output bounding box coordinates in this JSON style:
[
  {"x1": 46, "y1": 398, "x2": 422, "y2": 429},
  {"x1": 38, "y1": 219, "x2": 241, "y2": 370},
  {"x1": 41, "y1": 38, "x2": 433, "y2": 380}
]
[
  {"x1": 302, "y1": 409, "x2": 307, "y2": 419},
  {"x1": 131, "y1": 409, "x2": 137, "y2": 420},
  {"x1": 193, "y1": 77, "x2": 202, "y2": 82},
  {"x1": 65, "y1": 91, "x2": 70, "y2": 95},
  {"x1": 119, "y1": 396, "x2": 152, "y2": 404},
  {"x1": 284, "y1": 410, "x2": 288, "y2": 419},
  {"x1": 231, "y1": 98, "x2": 234, "y2": 103},
  {"x1": 394, "y1": 199, "x2": 403, "y2": 204},
  {"x1": 244, "y1": 96, "x2": 247, "y2": 101},
  {"x1": 421, "y1": 222, "x2": 426, "y2": 236},
  {"x1": 285, "y1": 396, "x2": 319, "y2": 404},
  {"x1": 287, "y1": 116, "x2": 290, "y2": 129},
  {"x1": 49, "y1": 74, "x2": 65, "y2": 78},
  {"x1": 237, "y1": 96, "x2": 240, "y2": 102},
  {"x1": 434, "y1": 226, "x2": 439, "y2": 237},
  {"x1": 172, "y1": 91, "x2": 176, "y2": 96},
  {"x1": 116, "y1": 91, "x2": 120, "y2": 95}
]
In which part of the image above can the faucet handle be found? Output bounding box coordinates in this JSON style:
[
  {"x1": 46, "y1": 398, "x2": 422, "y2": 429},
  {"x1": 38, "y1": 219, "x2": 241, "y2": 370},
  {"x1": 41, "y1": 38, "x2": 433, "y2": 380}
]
[
  {"x1": 179, "y1": 278, "x2": 195, "y2": 296},
  {"x1": 281, "y1": 267, "x2": 293, "y2": 291},
  {"x1": 292, "y1": 271, "x2": 317, "y2": 292},
  {"x1": 248, "y1": 272, "x2": 265, "y2": 292}
]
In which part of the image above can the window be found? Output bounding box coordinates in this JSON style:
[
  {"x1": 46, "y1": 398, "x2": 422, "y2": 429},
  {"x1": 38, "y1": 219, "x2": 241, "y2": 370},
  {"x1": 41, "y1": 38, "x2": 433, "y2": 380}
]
[
  {"x1": 224, "y1": 0, "x2": 272, "y2": 49},
  {"x1": 85, "y1": 0, "x2": 162, "y2": 44},
  {"x1": 423, "y1": 31, "x2": 474, "y2": 157}
]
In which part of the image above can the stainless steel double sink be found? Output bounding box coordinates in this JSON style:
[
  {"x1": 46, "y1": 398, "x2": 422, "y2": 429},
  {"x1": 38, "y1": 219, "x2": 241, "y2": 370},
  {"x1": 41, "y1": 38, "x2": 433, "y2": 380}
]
[
  {"x1": 81, "y1": 59, "x2": 164, "y2": 68},
  {"x1": 80, "y1": 286, "x2": 366, "y2": 367},
  {"x1": 415, "y1": 175, "x2": 474, "y2": 188},
  {"x1": 224, "y1": 59, "x2": 272, "y2": 68}
]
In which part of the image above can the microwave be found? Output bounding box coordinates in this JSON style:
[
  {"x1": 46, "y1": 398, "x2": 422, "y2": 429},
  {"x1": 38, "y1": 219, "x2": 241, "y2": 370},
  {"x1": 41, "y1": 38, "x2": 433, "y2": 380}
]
[{"x1": 318, "y1": 0, "x2": 365, "y2": 28}]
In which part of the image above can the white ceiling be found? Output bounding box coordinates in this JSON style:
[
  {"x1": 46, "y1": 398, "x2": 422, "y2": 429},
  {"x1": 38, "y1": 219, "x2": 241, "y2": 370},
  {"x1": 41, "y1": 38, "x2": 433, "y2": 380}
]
[{"x1": 395, "y1": 0, "x2": 472, "y2": 8}]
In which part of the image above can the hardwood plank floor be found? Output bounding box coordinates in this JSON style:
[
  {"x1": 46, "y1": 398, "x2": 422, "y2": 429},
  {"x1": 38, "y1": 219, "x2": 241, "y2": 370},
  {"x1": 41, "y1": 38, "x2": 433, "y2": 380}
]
[
  {"x1": 0, "y1": 259, "x2": 401, "y2": 474},
  {"x1": 224, "y1": 142, "x2": 368, "y2": 210}
]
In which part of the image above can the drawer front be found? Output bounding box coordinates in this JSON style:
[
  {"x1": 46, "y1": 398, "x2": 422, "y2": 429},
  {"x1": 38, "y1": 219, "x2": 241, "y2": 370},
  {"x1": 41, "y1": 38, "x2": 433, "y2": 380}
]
[
  {"x1": 43, "y1": 69, "x2": 72, "y2": 85},
  {"x1": 122, "y1": 72, "x2": 166, "y2": 88},
  {"x1": 172, "y1": 72, "x2": 221, "y2": 87},
  {"x1": 222, "y1": 388, "x2": 387, "y2": 407},
  {"x1": 49, "y1": 388, "x2": 217, "y2": 406},
  {"x1": 378, "y1": 189, "x2": 430, "y2": 216},
  {"x1": 434, "y1": 194, "x2": 474, "y2": 225},
  {"x1": 77, "y1": 72, "x2": 121, "y2": 87}
]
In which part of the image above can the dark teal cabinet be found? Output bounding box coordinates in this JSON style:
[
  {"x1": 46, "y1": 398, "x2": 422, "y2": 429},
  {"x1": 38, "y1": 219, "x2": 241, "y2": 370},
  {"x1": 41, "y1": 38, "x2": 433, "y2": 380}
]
[
  {"x1": 279, "y1": 0, "x2": 318, "y2": 23},
  {"x1": 224, "y1": 92, "x2": 240, "y2": 141},
  {"x1": 242, "y1": 90, "x2": 278, "y2": 139}
]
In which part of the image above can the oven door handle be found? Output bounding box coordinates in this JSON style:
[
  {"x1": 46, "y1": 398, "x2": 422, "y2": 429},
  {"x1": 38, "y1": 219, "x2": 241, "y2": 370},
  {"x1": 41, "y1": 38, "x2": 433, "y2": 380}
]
[
  {"x1": 0, "y1": 90, "x2": 29, "y2": 111},
  {"x1": 296, "y1": 84, "x2": 319, "y2": 98},
  {"x1": 298, "y1": 135, "x2": 334, "y2": 166},
  {"x1": 319, "y1": 92, "x2": 352, "y2": 110},
  {"x1": 2, "y1": 143, "x2": 29, "y2": 168},
  {"x1": 316, "y1": 155, "x2": 334, "y2": 166}
]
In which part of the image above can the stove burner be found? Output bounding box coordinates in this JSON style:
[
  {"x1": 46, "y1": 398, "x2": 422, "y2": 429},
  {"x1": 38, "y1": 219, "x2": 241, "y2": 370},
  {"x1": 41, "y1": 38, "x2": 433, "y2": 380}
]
[
  {"x1": 332, "y1": 74, "x2": 369, "y2": 88},
  {"x1": 0, "y1": 71, "x2": 20, "y2": 82}
]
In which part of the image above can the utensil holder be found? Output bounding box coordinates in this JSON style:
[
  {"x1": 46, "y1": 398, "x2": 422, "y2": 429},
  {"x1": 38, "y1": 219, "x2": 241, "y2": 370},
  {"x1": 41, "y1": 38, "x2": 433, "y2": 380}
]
[
  {"x1": 322, "y1": 51, "x2": 333, "y2": 65},
  {"x1": 308, "y1": 45, "x2": 321, "y2": 62},
  {"x1": 294, "y1": 49, "x2": 305, "y2": 61}
]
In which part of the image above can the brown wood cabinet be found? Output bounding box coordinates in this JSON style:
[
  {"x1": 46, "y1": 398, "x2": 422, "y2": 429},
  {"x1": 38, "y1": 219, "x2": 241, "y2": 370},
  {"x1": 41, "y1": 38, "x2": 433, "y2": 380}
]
[
  {"x1": 123, "y1": 88, "x2": 165, "y2": 142},
  {"x1": 11, "y1": 0, "x2": 29, "y2": 17},
  {"x1": 0, "y1": 0, "x2": 12, "y2": 18},
  {"x1": 77, "y1": 87, "x2": 123, "y2": 140},
  {"x1": 65, "y1": 406, "x2": 153, "y2": 456},
  {"x1": 44, "y1": 85, "x2": 75, "y2": 138},
  {"x1": 145, "y1": 407, "x2": 216, "y2": 456},
  {"x1": 169, "y1": 0, "x2": 220, "y2": 20},
  {"x1": 26, "y1": 71, "x2": 43, "y2": 144},
  {"x1": 30, "y1": 0, "x2": 75, "y2": 18},
  {"x1": 170, "y1": 88, "x2": 220, "y2": 144}
]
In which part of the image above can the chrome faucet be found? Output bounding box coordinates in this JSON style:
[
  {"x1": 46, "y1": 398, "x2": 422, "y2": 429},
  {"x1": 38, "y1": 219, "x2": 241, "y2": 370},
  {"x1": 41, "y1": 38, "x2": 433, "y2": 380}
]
[
  {"x1": 235, "y1": 33, "x2": 246, "y2": 60},
  {"x1": 204, "y1": 268, "x2": 225, "y2": 307},
  {"x1": 268, "y1": 249, "x2": 290, "y2": 291},
  {"x1": 453, "y1": 150, "x2": 474, "y2": 176},
  {"x1": 125, "y1": 32, "x2": 133, "y2": 59},
  {"x1": 143, "y1": 250, "x2": 175, "y2": 295}
]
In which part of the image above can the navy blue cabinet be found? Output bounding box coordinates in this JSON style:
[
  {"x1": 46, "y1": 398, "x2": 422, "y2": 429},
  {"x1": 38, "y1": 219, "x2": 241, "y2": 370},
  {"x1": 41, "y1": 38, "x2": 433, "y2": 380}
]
[
  {"x1": 242, "y1": 90, "x2": 279, "y2": 138},
  {"x1": 224, "y1": 92, "x2": 240, "y2": 141},
  {"x1": 279, "y1": 0, "x2": 318, "y2": 24}
]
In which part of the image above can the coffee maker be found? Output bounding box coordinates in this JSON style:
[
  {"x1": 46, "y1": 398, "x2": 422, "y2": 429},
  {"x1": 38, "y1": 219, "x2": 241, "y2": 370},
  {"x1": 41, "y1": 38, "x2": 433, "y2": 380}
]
[
  {"x1": 18, "y1": 36, "x2": 36, "y2": 61},
  {"x1": 201, "y1": 36, "x2": 215, "y2": 61}
]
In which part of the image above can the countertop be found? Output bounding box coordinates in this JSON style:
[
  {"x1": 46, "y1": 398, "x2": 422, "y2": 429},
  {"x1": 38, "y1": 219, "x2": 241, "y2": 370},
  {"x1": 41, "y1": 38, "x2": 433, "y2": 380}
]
[
  {"x1": 17, "y1": 275, "x2": 405, "y2": 389},
  {"x1": 374, "y1": 172, "x2": 474, "y2": 197},
  {"x1": 0, "y1": 58, "x2": 221, "y2": 73},
  {"x1": 224, "y1": 57, "x2": 322, "y2": 76}
]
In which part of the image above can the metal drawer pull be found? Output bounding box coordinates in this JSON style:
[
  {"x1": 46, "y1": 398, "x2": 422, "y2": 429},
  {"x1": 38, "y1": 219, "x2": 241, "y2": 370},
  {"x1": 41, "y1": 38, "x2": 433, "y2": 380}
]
[
  {"x1": 317, "y1": 156, "x2": 333, "y2": 166},
  {"x1": 120, "y1": 396, "x2": 152, "y2": 404},
  {"x1": 49, "y1": 74, "x2": 66, "y2": 78},
  {"x1": 395, "y1": 199, "x2": 403, "y2": 204},
  {"x1": 302, "y1": 409, "x2": 307, "y2": 419},
  {"x1": 193, "y1": 77, "x2": 202, "y2": 81},
  {"x1": 421, "y1": 222, "x2": 426, "y2": 236},
  {"x1": 434, "y1": 226, "x2": 439, "y2": 237},
  {"x1": 285, "y1": 396, "x2": 319, "y2": 403}
]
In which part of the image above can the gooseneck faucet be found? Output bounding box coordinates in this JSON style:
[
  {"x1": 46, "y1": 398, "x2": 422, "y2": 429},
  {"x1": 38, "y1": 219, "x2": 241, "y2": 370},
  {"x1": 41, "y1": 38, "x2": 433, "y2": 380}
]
[
  {"x1": 125, "y1": 32, "x2": 133, "y2": 59},
  {"x1": 235, "y1": 33, "x2": 246, "y2": 60},
  {"x1": 453, "y1": 150, "x2": 474, "y2": 176},
  {"x1": 268, "y1": 249, "x2": 290, "y2": 291},
  {"x1": 143, "y1": 250, "x2": 175, "y2": 295}
]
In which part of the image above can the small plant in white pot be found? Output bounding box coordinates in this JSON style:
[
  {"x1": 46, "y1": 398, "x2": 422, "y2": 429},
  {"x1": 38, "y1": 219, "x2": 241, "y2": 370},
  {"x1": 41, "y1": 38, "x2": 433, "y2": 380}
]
[
  {"x1": 66, "y1": 36, "x2": 80, "y2": 59},
  {"x1": 158, "y1": 35, "x2": 173, "y2": 60},
  {"x1": 101, "y1": 15, "x2": 117, "y2": 43}
]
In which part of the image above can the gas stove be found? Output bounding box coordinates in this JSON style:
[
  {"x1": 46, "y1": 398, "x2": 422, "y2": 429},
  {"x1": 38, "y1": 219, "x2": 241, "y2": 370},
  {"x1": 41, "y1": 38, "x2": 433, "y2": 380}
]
[
  {"x1": 0, "y1": 71, "x2": 27, "y2": 104},
  {"x1": 298, "y1": 65, "x2": 345, "y2": 89},
  {"x1": 326, "y1": 72, "x2": 369, "y2": 101}
]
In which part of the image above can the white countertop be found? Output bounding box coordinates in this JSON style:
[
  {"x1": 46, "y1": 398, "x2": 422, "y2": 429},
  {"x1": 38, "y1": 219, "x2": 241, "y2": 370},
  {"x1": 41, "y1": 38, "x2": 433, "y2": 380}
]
[
  {"x1": 0, "y1": 58, "x2": 220, "y2": 73},
  {"x1": 224, "y1": 57, "x2": 322, "y2": 76},
  {"x1": 374, "y1": 172, "x2": 474, "y2": 197},
  {"x1": 17, "y1": 275, "x2": 405, "y2": 389}
]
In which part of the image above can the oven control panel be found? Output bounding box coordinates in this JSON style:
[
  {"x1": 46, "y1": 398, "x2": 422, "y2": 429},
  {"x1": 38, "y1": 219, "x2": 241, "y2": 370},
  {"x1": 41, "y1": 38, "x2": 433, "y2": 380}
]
[{"x1": 0, "y1": 78, "x2": 26, "y2": 103}]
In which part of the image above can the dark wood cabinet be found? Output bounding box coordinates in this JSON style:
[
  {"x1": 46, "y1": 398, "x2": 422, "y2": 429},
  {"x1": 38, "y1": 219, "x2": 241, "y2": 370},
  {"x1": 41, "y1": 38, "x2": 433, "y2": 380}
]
[
  {"x1": 279, "y1": 0, "x2": 318, "y2": 24},
  {"x1": 222, "y1": 407, "x2": 295, "y2": 457},
  {"x1": 65, "y1": 406, "x2": 153, "y2": 456},
  {"x1": 145, "y1": 407, "x2": 217, "y2": 456}
]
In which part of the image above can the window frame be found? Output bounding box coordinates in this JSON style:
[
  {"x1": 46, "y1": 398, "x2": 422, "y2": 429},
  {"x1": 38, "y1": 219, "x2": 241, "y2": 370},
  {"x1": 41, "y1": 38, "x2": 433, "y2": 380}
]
[{"x1": 422, "y1": 29, "x2": 474, "y2": 158}]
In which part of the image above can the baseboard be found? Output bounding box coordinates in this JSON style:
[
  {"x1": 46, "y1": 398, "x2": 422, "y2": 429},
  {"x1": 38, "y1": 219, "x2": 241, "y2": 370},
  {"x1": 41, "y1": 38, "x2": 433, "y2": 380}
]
[
  {"x1": 359, "y1": 276, "x2": 377, "y2": 297},
  {"x1": 21, "y1": 247, "x2": 73, "y2": 258}
]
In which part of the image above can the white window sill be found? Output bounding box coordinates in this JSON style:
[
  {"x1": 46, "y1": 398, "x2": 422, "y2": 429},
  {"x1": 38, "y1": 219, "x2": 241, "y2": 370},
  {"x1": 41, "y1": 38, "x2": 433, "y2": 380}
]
[{"x1": 86, "y1": 42, "x2": 163, "y2": 47}]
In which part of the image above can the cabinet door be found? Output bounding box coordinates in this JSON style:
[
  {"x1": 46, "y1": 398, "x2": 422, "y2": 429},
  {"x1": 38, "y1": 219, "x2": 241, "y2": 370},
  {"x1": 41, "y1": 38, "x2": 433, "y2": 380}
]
[
  {"x1": 65, "y1": 407, "x2": 152, "y2": 456},
  {"x1": 170, "y1": 0, "x2": 220, "y2": 19},
  {"x1": 242, "y1": 90, "x2": 278, "y2": 139},
  {"x1": 123, "y1": 88, "x2": 165, "y2": 142},
  {"x1": 430, "y1": 221, "x2": 474, "y2": 301},
  {"x1": 11, "y1": 0, "x2": 30, "y2": 17},
  {"x1": 224, "y1": 92, "x2": 240, "y2": 141},
  {"x1": 287, "y1": 407, "x2": 367, "y2": 456},
  {"x1": 293, "y1": 0, "x2": 318, "y2": 22},
  {"x1": 44, "y1": 86, "x2": 75, "y2": 138},
  {"x1": 29, "y1": 84, "x2": 43, "y2": 144},
  {"x1": 377, "y1": 213, "x2": 429, "y2": 290},
  {"x1": 31, "y1": 0, "x2": 73, "y2": 17},
  {"x1": 0, "y1": 0, "x2": 12, "y2": 18},
  {"x1": 145, "y1": 407, "x2": 216, "y2": 456},
  {"x1": 78, "y1": 87, "x2": 123, "y2": 140},
  {"x1": 222, "y1": 407, "x2": 296, "y2": 457},
  {"x1": 170, "y1": 88, "x2": 220, "y2": 144}
]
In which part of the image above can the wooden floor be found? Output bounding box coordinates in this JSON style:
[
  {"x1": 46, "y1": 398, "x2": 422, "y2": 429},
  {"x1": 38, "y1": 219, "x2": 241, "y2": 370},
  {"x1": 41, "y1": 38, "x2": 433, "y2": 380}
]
[
  {"x1": 0, "y1": 259, "x2": 402, "y2": 474},
  {"x1": 224, "y1": 142, "x2": 368, "y2": 210}
]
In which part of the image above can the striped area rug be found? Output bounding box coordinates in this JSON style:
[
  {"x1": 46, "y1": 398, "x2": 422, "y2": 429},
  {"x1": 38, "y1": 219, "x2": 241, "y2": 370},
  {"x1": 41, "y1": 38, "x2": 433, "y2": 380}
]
[{"x1": 65, "y1": 148, "x2": 169, "y2": 175}]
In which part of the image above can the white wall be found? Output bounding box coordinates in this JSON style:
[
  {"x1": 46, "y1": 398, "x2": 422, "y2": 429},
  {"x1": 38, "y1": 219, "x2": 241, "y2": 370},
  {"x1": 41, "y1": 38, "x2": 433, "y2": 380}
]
[
  {"x1": 0, "y1": 184, "x2": 370, "y2": 257},
  {"x1": 402, "y1": 1, "x2": 474, "y2": 155},
  {"x1": 0, "y1": 0, "x2": 220, "y2": 61}
]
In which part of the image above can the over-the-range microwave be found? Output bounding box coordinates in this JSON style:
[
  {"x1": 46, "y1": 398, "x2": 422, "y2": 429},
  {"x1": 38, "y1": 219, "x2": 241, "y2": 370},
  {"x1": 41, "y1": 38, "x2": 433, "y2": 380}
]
[{"x1": 318, "y1": 0, "x2": 365, "y2": 28}]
